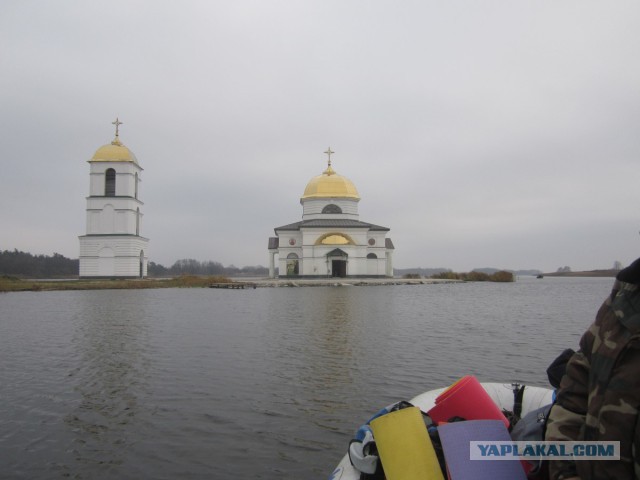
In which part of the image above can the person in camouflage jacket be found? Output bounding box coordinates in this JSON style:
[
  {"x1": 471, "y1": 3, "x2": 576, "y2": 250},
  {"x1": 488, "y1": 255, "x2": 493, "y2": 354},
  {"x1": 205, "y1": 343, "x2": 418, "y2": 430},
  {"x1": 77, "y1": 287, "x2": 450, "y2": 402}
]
[{"x1": 546, "y1": 257, "x2": 640, "y2": 480}]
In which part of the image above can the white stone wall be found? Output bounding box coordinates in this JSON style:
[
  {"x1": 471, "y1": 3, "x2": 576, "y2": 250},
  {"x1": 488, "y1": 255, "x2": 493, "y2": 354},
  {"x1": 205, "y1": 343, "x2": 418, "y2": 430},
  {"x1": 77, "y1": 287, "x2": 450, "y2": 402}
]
[
  {"x1": 89, "y1": 162, "x2": 142, "y2": 198},
  {"x1": 275, "y1": 253, "x2": 389, "y2": 277},
  {"x1": 85, "y1": 199, "x2": 143, "y2": 235},
  {"x1": 276, "y1": 238, "x2": 302, "y2": 276},
  {"x1": 301, "y1": 228, "x2": 367, "y2": 249},
  {"x1": 385, "y1": 249, "x2": 394, "y2": 277},
  {"x1": 301, "y1": 198, "x2": 360, "y2": 220},
  {"x1": 79, "y1": 235, "x2": 149, "y2": 277},
  {"x1": 302, "y1": 249, "x2": 372, "y2": 276},
  {"x1": 274, "y1": 225, "x2": 392, "y2": 277}
]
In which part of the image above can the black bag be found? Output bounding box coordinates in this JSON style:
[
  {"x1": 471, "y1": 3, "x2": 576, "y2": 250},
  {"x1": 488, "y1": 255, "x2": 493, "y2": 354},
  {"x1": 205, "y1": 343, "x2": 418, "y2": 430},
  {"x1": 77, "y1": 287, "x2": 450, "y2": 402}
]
[{"x1": 511, "y1": 404, "x2": 552, "y2": 479}]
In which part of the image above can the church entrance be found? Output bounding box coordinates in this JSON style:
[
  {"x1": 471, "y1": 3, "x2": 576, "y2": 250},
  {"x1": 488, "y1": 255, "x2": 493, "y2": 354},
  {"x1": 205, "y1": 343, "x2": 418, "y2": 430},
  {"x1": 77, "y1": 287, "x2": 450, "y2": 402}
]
[
  {"x1": 139, "y1": 250, "x2": 145, "y2": 278},
  {"x1": 331, "y1": 260, "x2": 347, "y2": 277},
  {"x1": 327, "y1": 248, "x2": 348, "y2": 277}
]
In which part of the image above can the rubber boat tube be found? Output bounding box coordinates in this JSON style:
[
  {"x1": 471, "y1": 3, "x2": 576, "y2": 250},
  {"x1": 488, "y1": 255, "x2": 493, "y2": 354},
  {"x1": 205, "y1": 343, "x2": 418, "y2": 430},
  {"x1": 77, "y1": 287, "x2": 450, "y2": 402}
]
[{"x1": 329, "y1": 382, "x2": 554, "y2": 480}]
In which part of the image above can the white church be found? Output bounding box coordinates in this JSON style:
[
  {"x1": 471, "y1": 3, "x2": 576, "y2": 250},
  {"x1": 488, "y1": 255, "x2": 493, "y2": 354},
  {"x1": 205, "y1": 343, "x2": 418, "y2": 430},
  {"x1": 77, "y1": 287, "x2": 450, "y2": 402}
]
[
  {"x1": 268, "y1": 149, "x2": 394, "y2": 278},
  {"x1": 78, "y1": 119, "x2": 149, "y2": 278}
]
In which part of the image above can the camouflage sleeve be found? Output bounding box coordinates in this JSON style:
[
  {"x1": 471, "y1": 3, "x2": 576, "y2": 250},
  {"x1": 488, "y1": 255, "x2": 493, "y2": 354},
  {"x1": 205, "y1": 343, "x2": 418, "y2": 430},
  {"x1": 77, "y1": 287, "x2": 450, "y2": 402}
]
[{"x1": 546, "y1": 321, "x2": 597, "y2": 480}]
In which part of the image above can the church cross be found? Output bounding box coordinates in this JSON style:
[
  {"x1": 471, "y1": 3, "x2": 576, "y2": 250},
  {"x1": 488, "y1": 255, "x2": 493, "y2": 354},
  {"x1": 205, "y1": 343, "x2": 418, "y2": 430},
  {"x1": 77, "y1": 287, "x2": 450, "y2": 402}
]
[
  {"x1": 112, "y1": 118, "x2": 123, "y2": 137},
  {"x1": 324, "y1": 147, "x2": 334, "y2": 167}
]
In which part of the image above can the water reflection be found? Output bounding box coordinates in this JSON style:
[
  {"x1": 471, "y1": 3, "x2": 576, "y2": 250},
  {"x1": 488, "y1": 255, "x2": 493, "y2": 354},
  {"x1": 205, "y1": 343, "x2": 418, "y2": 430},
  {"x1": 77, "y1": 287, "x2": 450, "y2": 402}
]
[
  {"x1": 0, "y1": 278, "x2": 614, "y2": 479},
  {"x1": 304, "y1": 289, "x2": 357, "y2": 389},
  {"x1": 64, "y1": 290, "x2": 150, "y2": 477}
]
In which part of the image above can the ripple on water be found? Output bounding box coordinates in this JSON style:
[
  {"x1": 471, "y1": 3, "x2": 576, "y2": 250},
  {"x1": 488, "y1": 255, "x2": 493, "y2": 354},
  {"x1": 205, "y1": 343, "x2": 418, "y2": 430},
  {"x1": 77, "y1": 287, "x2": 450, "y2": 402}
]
[{"x1": 0, "y1": 277, "x2": 613, "y2": 478}]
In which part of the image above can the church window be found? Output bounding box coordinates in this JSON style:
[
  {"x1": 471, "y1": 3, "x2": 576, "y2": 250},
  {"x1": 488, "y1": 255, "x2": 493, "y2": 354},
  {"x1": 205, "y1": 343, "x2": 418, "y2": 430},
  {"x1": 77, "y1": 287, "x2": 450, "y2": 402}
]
[
  {"x1": 286, "y1": 253, "x2": 299, "y2": 276},
  {"x1": 139, "y1": 250, "x2": 145, "y2": 278},
  {"x1": 315, "y1": 232, "x2": 355, "y2": 246},
  {"x1": 367, "y1": 253, "x2": 377, "y2": 259},
  {"x1": 322, "y1": 204, "x2": 342, "y2": 214},
  {"x1": 105, "y1": 168, "x2": 116, "y2": 196},
  {"x1": 322, "y1": 235, "x2": 349, "y2": 245}
]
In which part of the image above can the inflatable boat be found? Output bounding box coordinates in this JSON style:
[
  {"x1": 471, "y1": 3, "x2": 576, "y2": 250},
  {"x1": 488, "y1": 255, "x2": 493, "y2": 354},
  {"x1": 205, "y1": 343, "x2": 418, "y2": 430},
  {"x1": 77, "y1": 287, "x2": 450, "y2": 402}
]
[{"x1": 329, "y1": 379, "x2": 554, "y2": 480}]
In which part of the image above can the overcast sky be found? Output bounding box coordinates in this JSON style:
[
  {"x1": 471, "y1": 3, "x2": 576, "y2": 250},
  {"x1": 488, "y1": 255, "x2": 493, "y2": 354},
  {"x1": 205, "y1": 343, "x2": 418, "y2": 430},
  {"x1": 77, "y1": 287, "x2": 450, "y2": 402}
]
[{"x1": 1, "y1": 1, "x2": 639, "y2": 273}]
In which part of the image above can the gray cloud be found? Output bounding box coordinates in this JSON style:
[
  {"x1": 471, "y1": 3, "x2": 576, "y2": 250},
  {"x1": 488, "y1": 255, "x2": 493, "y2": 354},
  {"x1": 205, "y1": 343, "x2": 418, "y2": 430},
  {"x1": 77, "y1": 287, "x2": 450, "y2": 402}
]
[{"x1": 1, "y1": 0, "x2": 639, "y2": 273}]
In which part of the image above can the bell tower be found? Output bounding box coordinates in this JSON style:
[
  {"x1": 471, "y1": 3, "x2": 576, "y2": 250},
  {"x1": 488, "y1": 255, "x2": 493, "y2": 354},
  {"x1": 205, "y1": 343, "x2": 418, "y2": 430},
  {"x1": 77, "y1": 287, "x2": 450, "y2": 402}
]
[{"x1": 78, "y1": 119, "x2": 149, "y2": 278}]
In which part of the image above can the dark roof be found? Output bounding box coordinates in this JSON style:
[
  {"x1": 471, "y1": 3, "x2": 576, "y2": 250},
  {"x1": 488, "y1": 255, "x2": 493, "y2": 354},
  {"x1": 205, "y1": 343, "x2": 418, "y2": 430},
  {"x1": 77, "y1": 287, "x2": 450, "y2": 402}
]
[
  {"x1": 274, "y1": 219, "x2": 390, "y2": 232},
  {"x1": 385, "y1": 238, "x2": 395, "y2": 249},
  {"x1": 268, "y1": 237, "x2": 279, "y2": 249},
  {"x1": 274, "y1": 221, "x2": 304, "y2": 231}
]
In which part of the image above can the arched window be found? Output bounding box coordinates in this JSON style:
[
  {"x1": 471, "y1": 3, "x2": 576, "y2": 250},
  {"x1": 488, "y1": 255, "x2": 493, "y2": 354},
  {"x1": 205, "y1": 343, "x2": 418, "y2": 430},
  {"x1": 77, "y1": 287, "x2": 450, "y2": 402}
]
[
  {"x1": 315, "y1": 232, "x2": 355, "y2": 245},
  {"x1": 322, "y1": 204, "x2": 342, "y2": 214},
  {"x1": 286, "y1": 253, "x2": 299, "y2": 276},
  {"x1": 321, "y1": 234, "x2": 350, "y2": 245},
  {"x1": 105, "y1": 168, "x2": 116, "y2": 197},
  {"x1": 367, "y1": 253, "x2": 377, "y2": 259},
  {"x1": 139, "y1": 250, "x2": 145, "y2": 278}
]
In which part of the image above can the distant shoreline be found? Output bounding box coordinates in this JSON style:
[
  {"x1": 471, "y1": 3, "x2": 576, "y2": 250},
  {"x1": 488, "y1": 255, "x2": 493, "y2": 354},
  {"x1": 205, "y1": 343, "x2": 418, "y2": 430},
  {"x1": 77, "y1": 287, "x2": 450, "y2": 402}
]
[
  {"x1": 1, "y1": 270, "x2": 619, "y2": 293},
  {"x1": 541, "y1": 269, "x2": 618, "y2": 278},
  {"x1": 0, "y1": 275, "x2": 462, "y2": 293}
]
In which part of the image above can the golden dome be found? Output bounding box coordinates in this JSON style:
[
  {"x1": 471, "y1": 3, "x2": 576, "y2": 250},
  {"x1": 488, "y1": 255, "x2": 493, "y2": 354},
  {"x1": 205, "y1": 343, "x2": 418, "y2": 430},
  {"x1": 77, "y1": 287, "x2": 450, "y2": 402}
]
[
  {"x1": 91, "y1": 136, "x2": 139, "y2": 164},
  {"x1": 301, "y1": 164, "x2": 360, "y2": 200}
]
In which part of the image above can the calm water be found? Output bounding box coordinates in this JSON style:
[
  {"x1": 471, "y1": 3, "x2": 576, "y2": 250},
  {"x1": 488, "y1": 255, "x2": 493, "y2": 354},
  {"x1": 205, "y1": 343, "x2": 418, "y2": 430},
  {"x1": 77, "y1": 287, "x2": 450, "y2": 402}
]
[{"x1": 0, "y1": 277, "x2": 613, "y2": 479}]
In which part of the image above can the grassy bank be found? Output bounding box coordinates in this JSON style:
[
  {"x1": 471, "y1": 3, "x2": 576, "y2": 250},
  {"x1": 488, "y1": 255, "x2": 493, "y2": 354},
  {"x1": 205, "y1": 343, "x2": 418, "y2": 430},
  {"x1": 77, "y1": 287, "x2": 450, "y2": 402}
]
[
  {"x1": 542, "y1": 269, "x2": 618, "y2": 278},
  {"x1": 0, "y1": 275, "x2": 232, "y2": 293},
  {"x1": 427, "y1": 270, "x2": 515, "y2": 282}
]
